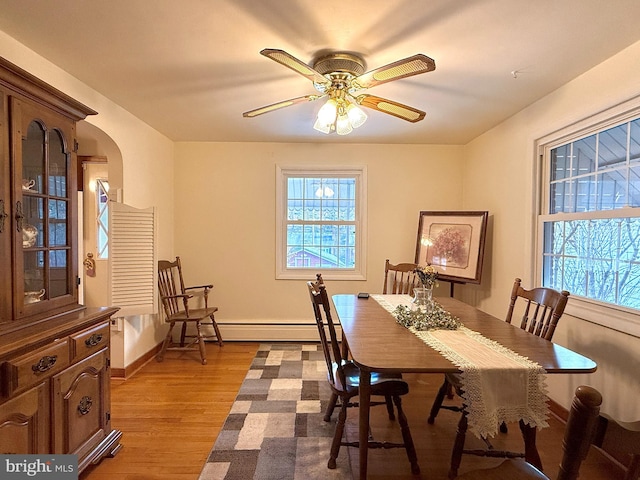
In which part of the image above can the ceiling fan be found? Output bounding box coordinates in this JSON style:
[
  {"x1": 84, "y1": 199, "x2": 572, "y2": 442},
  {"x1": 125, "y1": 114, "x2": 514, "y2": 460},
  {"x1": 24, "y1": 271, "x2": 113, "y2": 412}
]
[{"x1": 242, "y1": 49, "x2": 436, "y2": 135}]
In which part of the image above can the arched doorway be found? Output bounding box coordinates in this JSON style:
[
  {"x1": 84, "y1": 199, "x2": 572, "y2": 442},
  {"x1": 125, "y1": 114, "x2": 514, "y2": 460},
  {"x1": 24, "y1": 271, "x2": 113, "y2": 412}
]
[{"x1": 76, "y1": 121, "x2": 123, "y2": 307}]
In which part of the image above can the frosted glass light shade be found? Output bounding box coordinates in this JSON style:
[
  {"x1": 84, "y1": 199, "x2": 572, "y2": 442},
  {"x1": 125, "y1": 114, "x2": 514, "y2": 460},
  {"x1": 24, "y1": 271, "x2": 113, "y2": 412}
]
[
  {"x1": 336, "y1": 113, "x2": 353, "y2": 135},
  {"x1": 313, "y1": 117, "x2": 331, "y2": 134},
  {"x1": 317, "y1": 99, "x2": 337, "y2": 125},
  {"x1": 346, "y1": 103, "x2": 367, "y2": 128}
]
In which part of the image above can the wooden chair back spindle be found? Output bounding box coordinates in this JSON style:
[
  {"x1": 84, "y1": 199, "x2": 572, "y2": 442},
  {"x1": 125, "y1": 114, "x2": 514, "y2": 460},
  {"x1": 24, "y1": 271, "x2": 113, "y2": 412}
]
[
  {"x1": 506, "y1": 277, "x2": 570, "y2": 341},
  {"x1": 383, "y1": 259, "x2": 419, "y2": 294}
]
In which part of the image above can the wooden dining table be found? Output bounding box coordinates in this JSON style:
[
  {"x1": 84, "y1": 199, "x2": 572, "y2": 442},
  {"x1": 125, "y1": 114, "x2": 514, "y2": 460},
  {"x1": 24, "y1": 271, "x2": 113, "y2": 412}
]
[{"x1": 331, "y1": 294, "x2": 597, "y2": 480}]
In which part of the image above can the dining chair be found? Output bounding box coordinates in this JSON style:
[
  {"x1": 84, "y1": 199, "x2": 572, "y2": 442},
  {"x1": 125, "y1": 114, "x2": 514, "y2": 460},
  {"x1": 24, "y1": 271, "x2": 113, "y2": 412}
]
[
  {"x1": 383, "y1": 259, "x2": 419, "y2": 294},
  {"x1": 156, "y1": 256, "x2": 223, "y2": 365},
  {"x1": 307, "y1": 273, "x2": 420, "y2": 474},
  {"x1": 427, "y1": 277, "x2": 570, "y2": 477},
  {"x1": 456, "y1": 385, "x2": 640, "y2": 480},
  {"x1": 455, "y1": 385, "x2": 601, "y2": 480}
]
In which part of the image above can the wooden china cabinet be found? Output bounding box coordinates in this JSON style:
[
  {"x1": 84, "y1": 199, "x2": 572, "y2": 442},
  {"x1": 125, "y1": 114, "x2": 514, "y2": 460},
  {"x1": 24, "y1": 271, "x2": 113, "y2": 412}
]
[{"x1": 0, "y1": 57, "x2": 122, "y2": 472}]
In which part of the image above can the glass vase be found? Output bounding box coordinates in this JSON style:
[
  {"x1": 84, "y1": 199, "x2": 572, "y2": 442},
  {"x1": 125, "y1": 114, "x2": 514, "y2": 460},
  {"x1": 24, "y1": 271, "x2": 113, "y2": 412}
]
[{"x1": 412, "y1": 285, "x2": 433, "y2": 312}]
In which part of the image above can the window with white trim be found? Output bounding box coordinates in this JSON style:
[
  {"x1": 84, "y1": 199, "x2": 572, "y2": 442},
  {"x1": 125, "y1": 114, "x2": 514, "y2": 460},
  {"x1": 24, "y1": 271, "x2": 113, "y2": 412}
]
[
  {"x1": 96, "y1": 178, "x2": 109, "y2": 259},
  {"x1": 537, "y1": 103, "x2": 640, "y2": 335},
  {"x1": 276, "y1": 166, "x2": 367, "y2": 280}
]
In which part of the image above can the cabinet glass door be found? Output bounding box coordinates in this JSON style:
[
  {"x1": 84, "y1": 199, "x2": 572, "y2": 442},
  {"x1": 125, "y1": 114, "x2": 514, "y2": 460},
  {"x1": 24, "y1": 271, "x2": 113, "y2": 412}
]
[{"x1": 13, "y1": 97, "x2": 78, "y2": 318}]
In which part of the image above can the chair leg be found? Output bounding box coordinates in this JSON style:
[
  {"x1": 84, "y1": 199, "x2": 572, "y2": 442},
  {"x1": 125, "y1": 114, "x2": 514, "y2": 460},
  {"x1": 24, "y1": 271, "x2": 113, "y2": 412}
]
[
  {"x1": 385, "y1": 395, "x2": 396, "y2": 420},
  {"x1": 446, "y1": 381, "x2": 455, "y2": 399},
  {"x1": 428, "y1": 376, "x2": 450, "y2": 424},
  {"x1": 449, "y1": 410, "x2": 468, "y2": 479},
  {"x1": 520, "y1": 419, "x2": 542, "y2": 471},
  {"x1": 180, "y1": 322, "x2": 187, "y2": 346},
  {"x1": 393, "y1": 395, "x2": 420, "y2": 474},
  {"x1": 328, "y1": 400, "x2": 348, "y2": 469},
  {"x1": 195, "y1": 321, "x2": 207, "y2": 365},
  {"x1": 324, "y1": 392, "x2": 339, "y2": 422},
  {"x1": 157, "y1": 322, "x2": 175, "y2": 362},
  {"x1": 209, "y1": 313, "x2": 224, "y2": 346}
]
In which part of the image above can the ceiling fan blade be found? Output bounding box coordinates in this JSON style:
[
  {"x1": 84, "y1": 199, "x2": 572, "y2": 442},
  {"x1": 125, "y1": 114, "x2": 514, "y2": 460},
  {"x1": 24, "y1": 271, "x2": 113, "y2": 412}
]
[
  {"x1": 260, "y1": 49, "x2": 331, "y2": 87},
  {"x1": 243, "y1": 94, "x2": 323, "y2": 118},
  {"x1": 352, "y1": 54, "x2": 436, "y2": 90},
  {"x1": 356, "y1": 94, "x2": 426, "y2": 123}
]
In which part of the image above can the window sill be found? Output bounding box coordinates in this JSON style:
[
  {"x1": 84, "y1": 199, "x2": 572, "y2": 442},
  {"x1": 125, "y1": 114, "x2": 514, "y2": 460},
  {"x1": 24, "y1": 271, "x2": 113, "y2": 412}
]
[
  {"x1": 276, "y1": 270, "x2": 366, "y2": 281},
  {"x1": 565, "y1": 296, "x2": 640, "y2": 338}
]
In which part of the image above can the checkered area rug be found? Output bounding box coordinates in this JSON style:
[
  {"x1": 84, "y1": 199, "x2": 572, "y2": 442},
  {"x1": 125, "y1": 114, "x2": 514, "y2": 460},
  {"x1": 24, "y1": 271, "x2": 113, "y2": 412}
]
[{"x1": 198, "y1": 343, "x2": 352, "y2": 480}]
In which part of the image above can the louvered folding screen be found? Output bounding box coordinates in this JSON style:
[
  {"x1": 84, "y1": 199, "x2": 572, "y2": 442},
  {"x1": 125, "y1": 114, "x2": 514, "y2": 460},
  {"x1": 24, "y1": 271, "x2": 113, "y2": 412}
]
[{"x1": 108, "y1": 202, "x2": 157, "y2": 316}]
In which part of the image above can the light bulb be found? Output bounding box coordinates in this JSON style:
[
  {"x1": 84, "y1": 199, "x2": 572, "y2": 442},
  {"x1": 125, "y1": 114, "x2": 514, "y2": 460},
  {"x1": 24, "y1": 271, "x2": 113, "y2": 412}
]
[{"x1": 346, "y1": 103, "x2": 367, "y2": 128}]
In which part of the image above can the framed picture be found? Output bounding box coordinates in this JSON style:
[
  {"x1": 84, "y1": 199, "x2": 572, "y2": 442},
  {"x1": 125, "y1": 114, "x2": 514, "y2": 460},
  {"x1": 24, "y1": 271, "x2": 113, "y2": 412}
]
[{"x1": 414, "y1": 211, "x2": 488, "y2": 284}]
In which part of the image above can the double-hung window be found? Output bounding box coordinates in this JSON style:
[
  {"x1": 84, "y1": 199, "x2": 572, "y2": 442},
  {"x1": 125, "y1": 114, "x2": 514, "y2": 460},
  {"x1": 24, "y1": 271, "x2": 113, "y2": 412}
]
[
  {"x1": 537, "y1": 102, "x2": 640, "y2": 335},
  {"x1": 276, "y1": 166, "x2": 367, "y2": 280}
]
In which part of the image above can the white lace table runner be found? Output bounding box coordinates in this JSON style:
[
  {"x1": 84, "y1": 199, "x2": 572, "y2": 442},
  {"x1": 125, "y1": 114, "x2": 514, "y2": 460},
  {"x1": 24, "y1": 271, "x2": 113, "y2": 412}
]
[{"x1": 372, "y1": 295, "x2": 549, "y2": 439}]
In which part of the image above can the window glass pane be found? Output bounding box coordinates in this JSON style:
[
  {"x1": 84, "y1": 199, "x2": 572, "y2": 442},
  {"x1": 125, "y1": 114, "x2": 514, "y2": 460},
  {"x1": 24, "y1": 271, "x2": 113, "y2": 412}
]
[
  {"x1": 575, "y1": 176, "x2": 597, "y2": 212},
  {"x1": 550, "y1": 180, "x2": 570, "y2": 213},
  {"x1": 321, "y1": 198, "x2": 338, "y2": 220},
  {"x1": 631, "y1": 118, "x2": 640, "y2": 163},
  {"x1": 629, "y1": 165, "x2": 640, "y2": 207},
  {"x1": 551, "y1": 144, "x2": 570, "y2": 181},
  {"x1": 598, "y1": 169, "x2": 627, "y2": 210},
  {"x1": 619, "y1": 217, "x2": 640, "y2": 262},
  {"x1": 598, "y1": 124, "x2": 627, "y2": 169},
  {"x1": 542, "y1": 252, "x2": 562, "y2": 291},
  {"x1": 573, "y1": 135, "x2": 596, "y2": 175},
  {"x1": 563, "y1": 220, "x2": 588, "y2": 257},
  {"x1": 618, "y1": 262, "x2": 640, "y2": 309}
]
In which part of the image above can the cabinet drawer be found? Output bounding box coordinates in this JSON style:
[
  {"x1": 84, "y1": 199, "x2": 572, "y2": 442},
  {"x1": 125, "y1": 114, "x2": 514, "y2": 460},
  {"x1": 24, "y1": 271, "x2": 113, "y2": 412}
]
[
  {"x1": 70, "y1": 322, "x2": 109, "y2": 362},
  {"x1": 2, "y1": 340, "x2": 70, "y2": 396}
]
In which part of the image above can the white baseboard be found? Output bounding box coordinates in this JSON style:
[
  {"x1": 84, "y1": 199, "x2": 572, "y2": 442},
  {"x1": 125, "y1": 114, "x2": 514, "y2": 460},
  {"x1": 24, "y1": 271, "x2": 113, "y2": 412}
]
[{"x1": 214, "y1": 323, "x2": 320, "y2": 342}]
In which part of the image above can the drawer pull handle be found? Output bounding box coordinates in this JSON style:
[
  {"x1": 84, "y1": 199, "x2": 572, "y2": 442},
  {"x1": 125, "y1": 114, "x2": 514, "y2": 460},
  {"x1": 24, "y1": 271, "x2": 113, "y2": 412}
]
[
  {"x1": 85, "y1": 333, "x2": 104, "y2": 347},
  {"x1": 78, "y1": 396, "x2": 93, "y2": 415},
  {"x1": 31, "y1": 355, "x2": 57, "y2": 373}
]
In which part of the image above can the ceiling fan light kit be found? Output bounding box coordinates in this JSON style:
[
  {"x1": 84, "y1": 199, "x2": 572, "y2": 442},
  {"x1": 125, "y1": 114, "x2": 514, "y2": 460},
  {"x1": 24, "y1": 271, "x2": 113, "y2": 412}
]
[{"x1": 243, "y1": 48, "x2": 436, "y2": 136}]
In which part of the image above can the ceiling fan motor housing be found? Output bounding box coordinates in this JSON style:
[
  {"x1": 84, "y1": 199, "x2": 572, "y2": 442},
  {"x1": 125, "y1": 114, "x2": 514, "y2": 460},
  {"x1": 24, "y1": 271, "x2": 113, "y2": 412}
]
[{"x1": 313, "y1": 53, "x2": 366, "y2": 76}]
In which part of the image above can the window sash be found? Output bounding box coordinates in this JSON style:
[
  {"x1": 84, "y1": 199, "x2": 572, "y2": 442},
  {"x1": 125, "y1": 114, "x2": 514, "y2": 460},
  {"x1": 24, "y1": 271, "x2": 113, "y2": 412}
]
[
  {"x1": 276, "y1": 165, "x2": 367, "y2": 280},
  {"x1": 535, "y1": 97, "x2": 640, "y2": 336}
]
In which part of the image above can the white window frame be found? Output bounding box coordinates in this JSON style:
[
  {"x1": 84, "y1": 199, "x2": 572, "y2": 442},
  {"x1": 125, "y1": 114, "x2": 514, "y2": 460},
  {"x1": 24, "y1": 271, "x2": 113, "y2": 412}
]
[
  {"x1": 534, "y1": 95, "x2": 640, "y2": 337},
  {"x1": 276, "y1": 165, "x2": 367, "y2": 280}
]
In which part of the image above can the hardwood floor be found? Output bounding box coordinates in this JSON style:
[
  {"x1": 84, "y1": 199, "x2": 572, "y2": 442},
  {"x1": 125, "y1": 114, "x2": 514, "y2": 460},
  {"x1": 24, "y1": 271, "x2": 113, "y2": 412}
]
[
  {"x1": 81, "y1": 341, "x2": 625, "y2": 480},
  {"x1": 81, "y1": 342, "x2": 259, "y2": 480}
]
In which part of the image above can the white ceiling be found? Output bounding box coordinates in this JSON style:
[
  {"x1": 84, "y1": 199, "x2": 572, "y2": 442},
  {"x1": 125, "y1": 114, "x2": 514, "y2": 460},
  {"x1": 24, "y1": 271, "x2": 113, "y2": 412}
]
[{"x1": 1, "y1": 0, "x2": 639, "y2": 145}]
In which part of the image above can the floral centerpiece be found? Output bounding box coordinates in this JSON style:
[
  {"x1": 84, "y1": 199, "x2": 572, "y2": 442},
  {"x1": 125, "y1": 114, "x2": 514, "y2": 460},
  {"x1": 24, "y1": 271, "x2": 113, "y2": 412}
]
[
  {"x1": 415, "y1": 264, "x2": 438, "y2": 288},
  {"x1": 393, "y1": 303, "x2": 461, "y2": 331}
]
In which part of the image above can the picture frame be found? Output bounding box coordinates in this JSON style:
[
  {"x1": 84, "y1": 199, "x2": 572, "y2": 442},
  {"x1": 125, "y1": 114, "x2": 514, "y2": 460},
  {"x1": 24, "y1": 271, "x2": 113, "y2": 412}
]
[{"x1": 414, "y1": 211, "x2": 488, "y2": 284}]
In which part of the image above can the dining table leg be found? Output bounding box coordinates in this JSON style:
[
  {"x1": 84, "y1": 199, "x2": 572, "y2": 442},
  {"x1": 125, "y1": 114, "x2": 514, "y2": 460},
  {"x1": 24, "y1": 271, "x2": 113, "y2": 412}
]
[
  {"x1": 359, "y1": 368, "x2": 371, "y2": 480},
  {"x1": 519, "y1": 420, "x2": 543, "y2": 471}
]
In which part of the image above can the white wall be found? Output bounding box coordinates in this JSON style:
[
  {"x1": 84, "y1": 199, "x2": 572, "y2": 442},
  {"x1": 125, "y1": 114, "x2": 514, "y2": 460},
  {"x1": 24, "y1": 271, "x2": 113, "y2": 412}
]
[
  {"x1": 0, "y1": 31, "x2": 176, "y2": 369},
  {"x1": 173, "y1": 142, "x2": 463, "y2": 338},
  {"x1": 461, "y1": 40, "x2": 640, "y2": 421}
]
